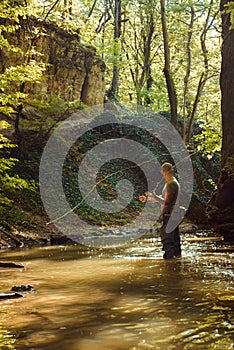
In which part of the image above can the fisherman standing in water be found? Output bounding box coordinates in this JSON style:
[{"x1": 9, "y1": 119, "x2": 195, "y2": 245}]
[{"x1": 139, "y1": 162, "x2": 181, "y2": 259}]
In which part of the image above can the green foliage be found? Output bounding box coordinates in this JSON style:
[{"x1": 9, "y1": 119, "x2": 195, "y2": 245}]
[
  {"x1": 0, "y1": 0, "x2": 46, "y2": 116},
  {"x1": 0, "y1": 0, "x2": 223, "y2": 229},
  {"x1": 194, "y1": 123, "x2": 222, "y2": 158},
  {"x1": 0, "y1": 61, "x2": 46, "y2": 116},
  {"x1": 0, "y1": 121, "x2": 35, "y2": 208},
  {"x1": 60, "y1": 115, "x2": 172, "y2": 226},
  {"x1": 73, "y1": 0, "x2": 221, "y2": 148},
  {"x1": 1, "y1": 0, "x2": 221, "y2": 150},
  {"x1": 26, "y1": 95, "x2": 87, "y2": 121},
  {"x1": 223, "y1": 1, "x2": 234, "y2": 29},
  {"x1": 0, "y1": 204, "x2": 35, "y2": 228}
]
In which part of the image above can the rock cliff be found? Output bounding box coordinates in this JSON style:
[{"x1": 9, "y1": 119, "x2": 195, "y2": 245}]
[{"x1": 0, "y1": 18, "x2": 106, "y2": 106}]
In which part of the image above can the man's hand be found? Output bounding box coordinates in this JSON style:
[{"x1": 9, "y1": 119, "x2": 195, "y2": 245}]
[
  {"x1": 139, "y1": 193, "x2": 159, "y2": 203},
  {"x1": 139, "y1": 195, "x2": 147, "y2": 203},
  {"x1": 139, "y1": 193, "x2": 164, "y2": 204}
]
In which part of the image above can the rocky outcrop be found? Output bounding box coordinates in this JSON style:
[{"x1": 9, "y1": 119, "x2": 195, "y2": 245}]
[{"x1": 0, "y1": 18, "x2": 106, "y2": 106}]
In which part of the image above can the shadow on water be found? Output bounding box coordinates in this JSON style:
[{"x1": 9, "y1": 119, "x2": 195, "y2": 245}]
[{"x1": 0, "y1": 233, "x2": 233, "y2": 350}]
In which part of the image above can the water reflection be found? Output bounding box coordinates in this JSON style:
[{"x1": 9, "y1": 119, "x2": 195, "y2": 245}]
[
  {"x1": 0, "y1": 324, "x2": 16, "y2": 349},
  {"x1": 0, "y1": 234, "x2": 233, "y2": 349}
]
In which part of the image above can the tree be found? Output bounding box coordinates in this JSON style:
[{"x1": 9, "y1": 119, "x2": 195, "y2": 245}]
[
  {"x1": 186, "y1": 0, "x2": 219, "y2": 144},
  {"x1": 121, "y1": 0, "x2": 159, "y2": 105},
  {"x1": 53, "y1": 0, "x2": 220, "y2": 144},
  {"x1": 160, "y1": 0, "x2": 177, "y2": 126},
  {"x1": 0, "y1": 1, "x2": 46, "y2": 150},
  {"x1": 161, "y1": 0, "x2": 220, "y2": 142},
  {"x1": 207, "y1": 0, "x2": 234, "y2": 241},
  {"x1": 1, "y1": 0, "x2": 222, "y2": 152},
  {"x1": 107, "y1": 0, "x2": 122, "y2": 99}
]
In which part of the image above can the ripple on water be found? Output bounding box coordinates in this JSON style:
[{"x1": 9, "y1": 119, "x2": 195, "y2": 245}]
[{"x1": 0, "y1": 235, "x2": 233, "y2": 350}]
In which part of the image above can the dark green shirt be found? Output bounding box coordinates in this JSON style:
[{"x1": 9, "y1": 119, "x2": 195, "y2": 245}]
[{"x1": 162, "y1": 177, "x2": 179, "y2": 214}]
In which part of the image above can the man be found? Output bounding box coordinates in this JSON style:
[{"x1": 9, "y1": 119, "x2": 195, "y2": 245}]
[{"x1": 139, "y1": 162, "x2": 181, "y2": 259}]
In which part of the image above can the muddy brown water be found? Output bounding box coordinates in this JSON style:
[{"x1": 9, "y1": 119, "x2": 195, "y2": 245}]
[{"x1": 0, "y1": 232, "x2": 233, "y2": 350}]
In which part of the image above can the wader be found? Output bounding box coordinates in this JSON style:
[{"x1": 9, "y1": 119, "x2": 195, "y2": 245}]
[{"x1": 160, "y1": 213, "x2": 181, "y2": 259}]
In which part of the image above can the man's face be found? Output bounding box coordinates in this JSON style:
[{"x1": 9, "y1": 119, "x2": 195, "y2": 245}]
[{"x1": 161, "y1": 167, "x2": 166, "y2": 177}]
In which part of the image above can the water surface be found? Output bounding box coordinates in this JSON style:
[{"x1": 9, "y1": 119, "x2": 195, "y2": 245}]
[{"x1": 0, "y1": 233, "x2": 233, "y2": 349}]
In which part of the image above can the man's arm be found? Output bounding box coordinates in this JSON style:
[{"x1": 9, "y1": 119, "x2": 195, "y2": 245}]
[{"x1": 149, "y1": 193, "x2": 164, "y2": 205}]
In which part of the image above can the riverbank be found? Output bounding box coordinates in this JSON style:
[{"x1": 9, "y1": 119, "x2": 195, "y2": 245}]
[
  {"x1": 0, "y1": 214, "x2": 215, "y2": 250},
  {"x1": 0, "y1": 212, "x2": 75, "y2": 249}
]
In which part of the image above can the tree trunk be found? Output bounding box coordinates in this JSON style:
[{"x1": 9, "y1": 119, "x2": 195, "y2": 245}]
[
  {"x1": 207, "y1": 0, "x2": 234, "y2": 242},
  {"x1": 160, "y1": 0, "x2": 177, "y2": 126},
  {"x1": 183, "y1": 6, "x2": 195, "y2": 141},
  {"x1": 107, "y1": 0, "x2": 121, "y2": 100},
  {"x1": 142, "y1": 12, "x2": 154, "y2": 106},
  {"x1": 186, "y1": 1, "x2": 216, "y2": 145}
]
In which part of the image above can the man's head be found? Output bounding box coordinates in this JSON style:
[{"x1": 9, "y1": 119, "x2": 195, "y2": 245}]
[{"x1": 161, "y1": 162, "x2": 174, "y2": 176}]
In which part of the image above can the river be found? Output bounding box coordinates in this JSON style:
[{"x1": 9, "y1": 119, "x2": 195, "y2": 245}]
[{"x1": 0, "y1": 231, "x2": 233, "y2": 349}]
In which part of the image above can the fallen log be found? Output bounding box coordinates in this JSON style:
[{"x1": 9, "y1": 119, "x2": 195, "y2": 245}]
[
  {"x1": 0, "y1": 262, "x2": 24, "y2": 268},
  {"x1": 207, "y1": 246, "x2": 234, "y2": 252},
  {"x1": 184, "y1": 236, "x2": 222, "y2": 243},
  {"x1": 0, "y1": 292, "x2": 23, "y2": 300},
  {"x1": 0, "y1": 226, "x2": 22, "y2": 246}
]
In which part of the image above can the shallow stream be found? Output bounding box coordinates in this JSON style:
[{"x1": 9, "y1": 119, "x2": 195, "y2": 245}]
[{"x1": 0, "y1": 232, "x2": 233, "y2": 349}]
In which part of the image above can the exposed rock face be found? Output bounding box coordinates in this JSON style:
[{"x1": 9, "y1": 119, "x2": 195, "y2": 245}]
[{"x1": 0, "y1": 19, "x2": 106, "y2": 106}]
